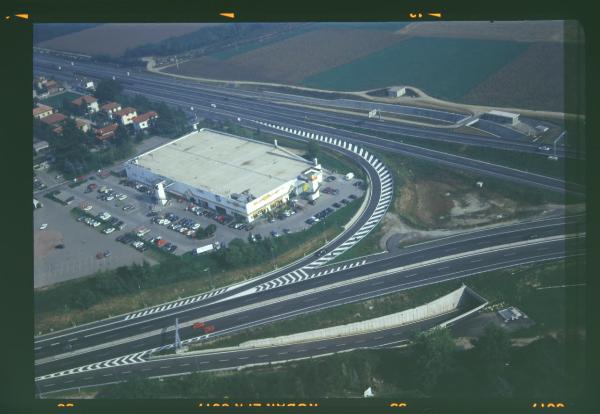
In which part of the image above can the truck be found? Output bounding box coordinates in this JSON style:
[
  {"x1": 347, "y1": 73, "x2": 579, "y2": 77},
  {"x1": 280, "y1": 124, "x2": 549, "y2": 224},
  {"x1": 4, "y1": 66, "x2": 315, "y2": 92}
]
[{"x1": 192, "y1": 244, "x2": 214, "y2": 255}]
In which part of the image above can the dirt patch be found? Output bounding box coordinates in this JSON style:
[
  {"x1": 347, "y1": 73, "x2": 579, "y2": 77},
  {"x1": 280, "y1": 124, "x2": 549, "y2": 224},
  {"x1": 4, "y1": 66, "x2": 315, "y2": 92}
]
[
  {"x1": 165, "y1": 28, "x2": 406, "y2": 84},
  {"x1": 34, "y1": 230, "x2": 63, "y2": 259},
  {"x1": 38, "y1": 23, "x2": 217, "y2": 57}
]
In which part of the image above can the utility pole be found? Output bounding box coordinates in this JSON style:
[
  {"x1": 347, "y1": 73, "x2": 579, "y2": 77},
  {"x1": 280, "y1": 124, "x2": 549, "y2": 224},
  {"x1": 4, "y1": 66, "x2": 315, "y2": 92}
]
[{"x1": 553, "y1": 131, "x2": 566, "y2": 157}]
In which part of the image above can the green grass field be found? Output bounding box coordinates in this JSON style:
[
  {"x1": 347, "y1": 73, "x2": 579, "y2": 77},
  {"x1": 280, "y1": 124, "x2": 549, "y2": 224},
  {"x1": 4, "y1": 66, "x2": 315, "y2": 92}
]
[
  {"x1": 40, "y1": 91, "x2": 83, "y2": 109},
  {"x1": 301, "y1": 37, "x2": 528, "y2": 99}
]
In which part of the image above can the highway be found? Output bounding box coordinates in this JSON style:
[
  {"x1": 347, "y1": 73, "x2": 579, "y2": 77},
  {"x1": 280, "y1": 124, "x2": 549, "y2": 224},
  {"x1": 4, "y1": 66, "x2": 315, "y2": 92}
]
[
  {"x1": 34, "y1": 215, "x2": 584, "y2": 377},
  {"x1": 35, "y1": 233, "x2": 584, "y2": 394},
  {"x1": 33, "y1": 54, "x2": 585, "y2": 196}
]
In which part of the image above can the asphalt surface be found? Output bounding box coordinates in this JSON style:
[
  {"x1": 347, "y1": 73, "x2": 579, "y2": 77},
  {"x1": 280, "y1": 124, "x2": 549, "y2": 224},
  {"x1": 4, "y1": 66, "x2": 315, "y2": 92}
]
[
  {"x1": 34, "y1": 215, "x2": 584, "y2": 377},
  {"x1": 36, "y1": 309, "x2": 464, "y2": 395}
]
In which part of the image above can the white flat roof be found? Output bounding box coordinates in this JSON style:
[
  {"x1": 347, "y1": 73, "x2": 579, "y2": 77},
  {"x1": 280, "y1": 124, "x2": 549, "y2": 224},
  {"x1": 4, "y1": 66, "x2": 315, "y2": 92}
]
[
  {"x1": 488, "y1": 110, "x2": 520, "y2": 118},
  {"x1": 134, "y1": 129, "x2": 312, "y2": 198}
]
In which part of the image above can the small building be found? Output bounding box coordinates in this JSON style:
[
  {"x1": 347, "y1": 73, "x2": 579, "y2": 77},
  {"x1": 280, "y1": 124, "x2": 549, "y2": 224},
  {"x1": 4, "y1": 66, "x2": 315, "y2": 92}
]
[
  {"x1": 33, "y1": 140, "x2": 50, "y2": 155},
  {"x1": 388, "y1": 86, "x2": 407, "y2": 97},
  {"x1": 480, "y1": 110, "x2": 520, "y2": 125},
  {"x1": 44, "y1": 79, "x2": 64, "y2": 94},
  {"x1": 100, "y1": 102, "x2": 122, "y2": 119},
  {"x1": 132, "y1": 111, "x2": 159, "y2": 132},
  {"x1": 96, "y1": 123, "x2": 119, "y2": 141},
  {"x1": 115, "y1": 107, "x2": 138, "y2": 125},
  {"x1": 72, "y1": 95, "x2": 99, "y2": 113},
  {"x1": 33, "y1": 104, "x2": 54, "y2": 120},
  {"x1": 40, "y1": 112, "x2": 67, "y2": 127}
]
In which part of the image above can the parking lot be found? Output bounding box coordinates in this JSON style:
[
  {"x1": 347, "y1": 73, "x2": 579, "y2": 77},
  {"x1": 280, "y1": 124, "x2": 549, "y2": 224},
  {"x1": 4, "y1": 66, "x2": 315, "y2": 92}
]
[{"x1": 34, "y1": 168, "x2": 364, "y2": 287}]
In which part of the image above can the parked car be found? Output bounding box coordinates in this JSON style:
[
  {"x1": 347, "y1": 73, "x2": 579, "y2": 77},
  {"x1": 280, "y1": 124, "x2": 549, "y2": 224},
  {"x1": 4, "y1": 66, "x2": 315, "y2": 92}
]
[
  {"x1": 348, "y1": 194, "x2": 357, "y2": 200},
  {"x1": 102, "y1": 227, "x2": 115, "y2": 234},
  {"x1": 341, "y1": 198, "x2": 349, "y2": 204},
  {"x1": 39, "y1": 223, "x2": 48, "y2": 230},
  {"x1": 55, "y1": 244, "x2": 65, "y2": 249},
  {"x1": 333, "y1": 202, "x2": 341, "y2": 208},
  {"x1": 271, "y1": 230, "x2": 281, "y2": 238}
]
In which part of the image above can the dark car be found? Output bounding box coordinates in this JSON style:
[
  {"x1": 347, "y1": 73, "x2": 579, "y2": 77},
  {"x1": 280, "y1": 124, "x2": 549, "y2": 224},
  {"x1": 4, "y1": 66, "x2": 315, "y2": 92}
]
[
  {"x1": 308, "y1": 200, "x2": 316, "y2": 206},
  {"x1": 315, "y1": 249, "x2": 327, "y2": 257},
  {"x1": 283, "y1": 228, "x2": 291, "y2": 234},
  {"x1": 341, "y1": 198, "x2": 349, "y2": 204},
  {"x1": 333, "y1": 202, "x2": 341, "y2": 208},
  {"x1": 55, "y1": 244, "x2": 65, "y2": 249}
]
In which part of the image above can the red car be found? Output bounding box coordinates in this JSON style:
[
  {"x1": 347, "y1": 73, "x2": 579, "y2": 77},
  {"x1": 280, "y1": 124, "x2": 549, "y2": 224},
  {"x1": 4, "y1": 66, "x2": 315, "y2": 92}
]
[
  {"x1": 192, "y1": 322, "x2": 205, "y2": 330},
  {"x1": 203, "y1": 325, "x2": 215, "y2": 334}
]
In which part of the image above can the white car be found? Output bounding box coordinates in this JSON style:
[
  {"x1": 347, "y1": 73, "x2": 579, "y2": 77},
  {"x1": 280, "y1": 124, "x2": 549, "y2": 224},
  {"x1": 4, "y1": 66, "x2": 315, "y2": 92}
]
[
  {"x1": 82, "y1": 205, "x2": 93, "y2": 211},
  {"x1": 39, "y1": 223, "x2": 48, "y2": 230},
  {"x1": 102, "y1": 227, "x2": 115, "y2": 234},
  {"x1": 105, "y1": 195, "x2": 115, "y2": 201},
  {"x1": 92, "y1": 221, "x2": 101, "y2": 227},
  {"x1": 117, "y1": 194, "x2": 127, "y2": 201}
]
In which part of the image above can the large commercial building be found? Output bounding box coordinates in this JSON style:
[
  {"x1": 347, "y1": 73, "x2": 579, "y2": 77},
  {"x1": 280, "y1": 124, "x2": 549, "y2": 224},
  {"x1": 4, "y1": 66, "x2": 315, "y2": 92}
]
[{"x1": 125, "y1": 129, "x2": 323, "y2": 222}]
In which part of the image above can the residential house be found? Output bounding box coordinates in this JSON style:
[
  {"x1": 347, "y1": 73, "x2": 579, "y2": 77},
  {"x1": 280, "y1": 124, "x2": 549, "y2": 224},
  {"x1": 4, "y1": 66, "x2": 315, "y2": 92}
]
[
  {"x1": 72, "y1": 95, "x2": 99, "y2": 114},
  {"x1": 33, "y1": 104, "x2": 54, "y2": 120},
  {"x1": 40, "y1": 112, "x2": 67, "y2": 127},
  {"x1": 95, "y1": 123, "x2": 119, "y2": 141},
  {"x1": 115, "y1": 107, "x2": 137, "y2": 126},
  {"x1": 132, "y1": 111, "x2": 159, "y2": 132},
  {"x1": 100, "y1": 102, "x2": 122, "y2": 119},
  {"x1": 44, "y1": 80, "x2": 64, "y2": 94},
  {"x1": 75, "y1": 118, "x2": 92, "y2": 133}
]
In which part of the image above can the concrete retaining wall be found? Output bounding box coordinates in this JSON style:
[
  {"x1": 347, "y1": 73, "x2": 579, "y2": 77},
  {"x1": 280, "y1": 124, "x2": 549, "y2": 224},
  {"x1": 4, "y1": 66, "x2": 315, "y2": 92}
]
[{"x1": 239, "y1": 285, "x2": 468, "y2": 348}]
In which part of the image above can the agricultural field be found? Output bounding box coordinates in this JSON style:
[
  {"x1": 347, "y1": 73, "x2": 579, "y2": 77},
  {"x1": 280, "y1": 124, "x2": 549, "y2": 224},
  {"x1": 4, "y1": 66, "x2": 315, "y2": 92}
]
[
  {"x1": 37, "y1": 23, "x2": 216, "y2": 57},
  {"x1": 461, "y1": 42, "x2": 569, "y2": 112},
  {"x1": 301, "y1": 37, "x2": 528, "y2": 98},
  {"x1": 164, "y1": 28, "x2": 407, "y2": 84},
  {"x1": 397, "y1": 20, "x2": 571, "y2": 43}
]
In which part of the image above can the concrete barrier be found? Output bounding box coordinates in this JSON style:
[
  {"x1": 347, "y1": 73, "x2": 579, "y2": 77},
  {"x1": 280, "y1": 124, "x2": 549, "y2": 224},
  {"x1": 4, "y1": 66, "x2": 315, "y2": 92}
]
[{"x1": 239, "y1": 286, "x2": 468, "y2": 348}]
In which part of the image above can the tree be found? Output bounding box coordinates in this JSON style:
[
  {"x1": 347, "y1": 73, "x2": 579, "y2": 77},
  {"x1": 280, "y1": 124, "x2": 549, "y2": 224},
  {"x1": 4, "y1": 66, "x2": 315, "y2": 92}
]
[
  {"x1": 94, "y1": 79, "x2": 123, "y2": 102},
  {"x1": 471, "y1": 324, "x2": 511, "y2": 380},
  {"x1": 307, "y1": 140, "x2": 320, "y2": 160},
  {"x1": 205, "y1": 224, "x2": 216, "y2": 236},
  {"x1": 412, "y1": 327, "x2": 456, "y2": 393}
]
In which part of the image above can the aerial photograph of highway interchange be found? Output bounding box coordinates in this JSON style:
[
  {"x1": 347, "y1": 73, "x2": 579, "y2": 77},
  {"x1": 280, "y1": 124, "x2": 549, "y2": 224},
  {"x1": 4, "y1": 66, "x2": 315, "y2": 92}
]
[{"x1": 33, "y1": 21, "x2": 586, "y2": 400}]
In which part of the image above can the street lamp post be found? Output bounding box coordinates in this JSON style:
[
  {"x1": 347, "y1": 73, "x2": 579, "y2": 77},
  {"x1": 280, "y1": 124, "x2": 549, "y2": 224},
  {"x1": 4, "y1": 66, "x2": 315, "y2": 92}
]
[{"x1": 204, "y1": 267, "x2": 213, "y2": 290}]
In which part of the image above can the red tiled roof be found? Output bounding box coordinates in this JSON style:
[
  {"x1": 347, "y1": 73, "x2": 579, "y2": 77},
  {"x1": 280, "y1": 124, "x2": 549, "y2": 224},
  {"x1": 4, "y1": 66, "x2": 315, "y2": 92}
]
[
  {"x1": 72, "y1": 95, "x2": 97, "y2": 106},
  {"x1": 132, "y1": 111, "x2": 158, "y2": 124},
  {"x1": 40, "y1": 112, "x2": 67, "y2": 125},
  {"x1": 100, "y1": 102, "x2": 121, "y2": 111},
  {"x1": 115, "y1": 107, "x2": 137, "y2": 117},
  {"x1": 96, "y1": 124, "x2": 119, "y2": 138},
  {"x1": 33, "y1": 104, "x2": 53, "y2": 117}
]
